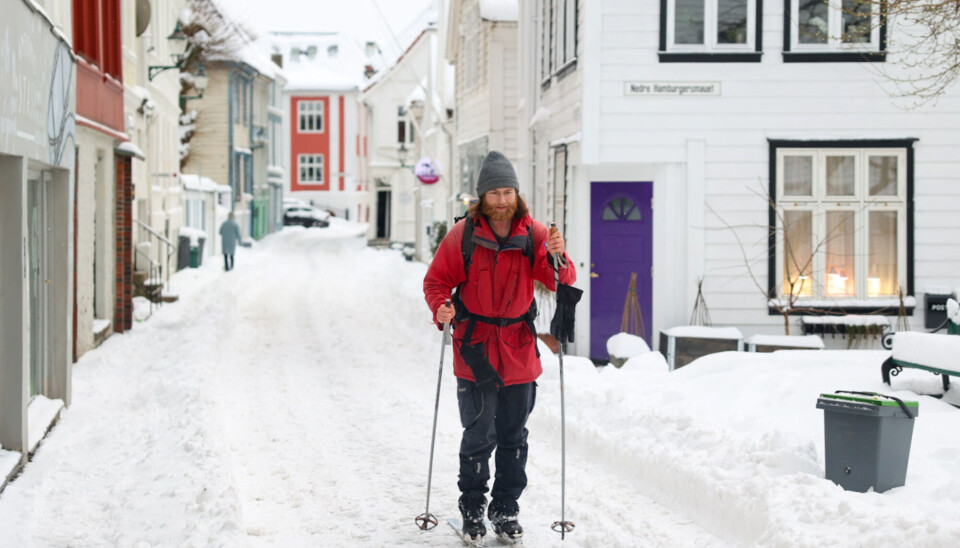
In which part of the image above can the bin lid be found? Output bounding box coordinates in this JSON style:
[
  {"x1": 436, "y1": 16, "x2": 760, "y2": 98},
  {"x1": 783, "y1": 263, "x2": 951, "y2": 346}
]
[
  {"x1": 818, "y1": 393, "x2": 918, "y2": 407},
  {"x1": 817, "y1": 391, "x2": 918, "y2": 418}
]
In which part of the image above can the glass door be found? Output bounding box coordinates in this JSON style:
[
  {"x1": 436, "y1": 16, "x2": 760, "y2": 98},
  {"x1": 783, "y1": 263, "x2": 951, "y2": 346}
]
[{"x1": 28, "y1": 171, "x2": 50, "y2": 399}]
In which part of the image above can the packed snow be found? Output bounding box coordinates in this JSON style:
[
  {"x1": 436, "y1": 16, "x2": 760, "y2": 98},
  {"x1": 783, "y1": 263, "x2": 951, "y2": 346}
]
[
  {"x1": 892, "y1": 332, "x2": 960, "y2": 372},
  {"x1": 1, "y1": 225, "x2": 959, "y2": 547}
]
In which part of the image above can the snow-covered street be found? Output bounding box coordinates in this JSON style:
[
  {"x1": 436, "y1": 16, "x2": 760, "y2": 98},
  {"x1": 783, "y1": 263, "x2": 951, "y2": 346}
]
[{"x1": 1, "y1": 224, "x2": 959, "y2": 547}]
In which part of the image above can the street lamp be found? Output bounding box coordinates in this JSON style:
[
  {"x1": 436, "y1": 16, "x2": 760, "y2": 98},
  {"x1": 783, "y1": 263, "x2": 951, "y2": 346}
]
[
  {"x1": 180, "y1": 63, "x2": 209, "y2": 105},
  {"x1": 148, "y1": 21, "x2": 188, "y2": 81},
  {"x1": 397, "y1": 142, "x2": 410, "y2": 167}
]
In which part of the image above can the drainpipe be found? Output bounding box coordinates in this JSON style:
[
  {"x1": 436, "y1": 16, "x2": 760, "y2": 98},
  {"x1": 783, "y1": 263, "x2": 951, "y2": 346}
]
[{"x1": 228, "y1": 68, "x2": 235, "y2": 212}]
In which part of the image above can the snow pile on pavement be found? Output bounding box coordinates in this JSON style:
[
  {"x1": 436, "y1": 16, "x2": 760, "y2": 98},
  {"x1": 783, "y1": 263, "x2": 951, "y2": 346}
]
[
  {"x1": 535, "y1": 349, "x2": 960, "y2": 546},
  {"x1": 606, "y1": 332, "x2": 650, "y2": 366}
]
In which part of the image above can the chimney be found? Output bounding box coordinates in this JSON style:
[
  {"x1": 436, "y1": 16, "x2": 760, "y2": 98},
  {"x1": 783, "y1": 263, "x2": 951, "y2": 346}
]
[
  {"x1": 364, "y1": 64, "x2": 377, "y2": 79},
  {"x1": 271, "y1": 53, "x2": 283, "y2": 68}
]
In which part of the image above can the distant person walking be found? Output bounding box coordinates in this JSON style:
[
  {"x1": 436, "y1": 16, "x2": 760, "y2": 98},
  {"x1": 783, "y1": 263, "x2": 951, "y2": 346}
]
[{"x1": 219, "y1": 212, "x2": 242, "y2": 271}]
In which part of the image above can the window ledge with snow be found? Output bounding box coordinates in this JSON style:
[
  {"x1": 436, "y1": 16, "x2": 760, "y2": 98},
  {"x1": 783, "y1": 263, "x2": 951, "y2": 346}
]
[{"x1": 768, "y1": 297, "x2": 915, "y2": 317}]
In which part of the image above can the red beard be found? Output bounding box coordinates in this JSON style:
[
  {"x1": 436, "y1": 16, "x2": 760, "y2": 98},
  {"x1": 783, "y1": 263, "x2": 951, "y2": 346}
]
[{"x1": 482, "y1": 200, "x2": 517, "y2": 222}]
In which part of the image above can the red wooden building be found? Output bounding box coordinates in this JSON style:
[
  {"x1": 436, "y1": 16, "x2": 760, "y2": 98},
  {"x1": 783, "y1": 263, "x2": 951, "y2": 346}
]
[{"x1": 72, "y1": 0, "x2": 135, "y2": 358}]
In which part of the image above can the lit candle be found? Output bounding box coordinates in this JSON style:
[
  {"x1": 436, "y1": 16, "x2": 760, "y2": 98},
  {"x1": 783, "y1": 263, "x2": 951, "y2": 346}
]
[{"x1": 827, "y1": 269, "x2": 843, "y2": 295}]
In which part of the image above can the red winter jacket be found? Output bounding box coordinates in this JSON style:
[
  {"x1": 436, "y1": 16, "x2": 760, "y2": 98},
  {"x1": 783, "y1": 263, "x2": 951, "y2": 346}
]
[{"x1": 423, "y1": 215, "x2": 576, "y2": 385}]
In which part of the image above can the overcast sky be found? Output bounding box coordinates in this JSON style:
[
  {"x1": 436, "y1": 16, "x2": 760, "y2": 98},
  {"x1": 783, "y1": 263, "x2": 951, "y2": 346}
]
[{"x1": 218, "y1": 0, "x2": 435, "y2": 57}]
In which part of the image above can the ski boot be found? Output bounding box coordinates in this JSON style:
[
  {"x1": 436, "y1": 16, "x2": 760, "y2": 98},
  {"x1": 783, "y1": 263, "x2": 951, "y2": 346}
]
[
  {"x1": 488, "y1": 498, "x2": 523, "y2": 544},
  {"x1": 458, "y1": 494, "x2": 487, "y2": 544}
]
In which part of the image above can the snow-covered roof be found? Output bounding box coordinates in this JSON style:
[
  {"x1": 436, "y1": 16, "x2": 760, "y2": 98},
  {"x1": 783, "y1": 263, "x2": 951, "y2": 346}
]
[
  {"x1": 480, "y1": 0, "x2": 518, "y2": 22},
  {"x1": 182, "y1": 0, "x2": 284, "y2": 81},
  {"x1": 257, "y1": 32, "x2": 375, "y2": 92},
  {"x1": 206, "y1": 41, "x2": 285, "y2": 80},
  {"x1": 283, "y1": 64, "x2": 359, "y2": 92}
]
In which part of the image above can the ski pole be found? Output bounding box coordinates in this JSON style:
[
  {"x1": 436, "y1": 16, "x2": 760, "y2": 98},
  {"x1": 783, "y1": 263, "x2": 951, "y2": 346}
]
[
  {"x1": 416, "y1": 298, "x2": 451, "y2": 531},
  {"x1": 548, "y1": 223, "x2": 575, "y2": 540}
]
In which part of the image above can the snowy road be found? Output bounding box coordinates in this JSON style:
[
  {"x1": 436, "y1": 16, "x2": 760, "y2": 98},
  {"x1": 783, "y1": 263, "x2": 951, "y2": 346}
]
[
  {"x1": 0, "y1": 226, "x2": 726, "y2": 547},
  {"x1": 9, "y1": 225, "x2": 957, "y2": 547}
]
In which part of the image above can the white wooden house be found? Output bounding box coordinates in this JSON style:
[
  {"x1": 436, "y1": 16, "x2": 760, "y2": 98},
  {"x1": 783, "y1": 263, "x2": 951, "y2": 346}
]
[
  {"x1": 445, "y1": 0, "x2": 520, "y2": 204},
  {"x1": 360, "y1": 3, "x2": 453, "y2": 257},
  {"x1": 503, "y1": 0, "x2": 960, "y2": 360}
]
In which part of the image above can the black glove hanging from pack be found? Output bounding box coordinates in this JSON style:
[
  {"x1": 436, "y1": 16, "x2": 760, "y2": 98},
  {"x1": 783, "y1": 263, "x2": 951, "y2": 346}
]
[
  {"x1": 460, "y1": 342, "x2": 505, "y2": 393},
  {"x1": 550, "y1": 283, "x2": 583, "y2": 344}
]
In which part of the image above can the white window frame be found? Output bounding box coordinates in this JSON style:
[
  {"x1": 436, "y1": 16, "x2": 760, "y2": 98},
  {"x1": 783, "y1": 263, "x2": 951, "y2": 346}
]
[
  {"x1": 666, "y1": 0, "x2": 757, "y2": 52},
  {"x1": 791, "y1": 0, "x2": 881, "y2": 52},
  {"x1": 298, "y1": 101, "x2": 325, "y2": 134},
  {"x1": 775, "y1": 147, "x2": 907, "y2": 301},
  {"x1": 553, "y1": 0, "x2": 578, "y2": 71},
  {"x1": 298, "y1": 154, "x2": 324, "y2": 184},
  {"x1": 397, "y1": 106, "x2": 415, "y2": 146},
  {"x1": 539, "y1": 0, "x2": 552, "y2": 82}
]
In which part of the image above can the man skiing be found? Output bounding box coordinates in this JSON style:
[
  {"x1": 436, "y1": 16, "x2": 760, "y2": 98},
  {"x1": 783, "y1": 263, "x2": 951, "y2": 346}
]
[{"x1": 423, "y1": 150, "x2": 576, "y2": 544}]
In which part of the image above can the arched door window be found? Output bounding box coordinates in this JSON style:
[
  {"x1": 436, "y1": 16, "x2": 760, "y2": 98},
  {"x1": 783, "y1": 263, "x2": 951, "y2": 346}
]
[{"x1": 602, "y1": 197, "x2": 642, "y2": 221}]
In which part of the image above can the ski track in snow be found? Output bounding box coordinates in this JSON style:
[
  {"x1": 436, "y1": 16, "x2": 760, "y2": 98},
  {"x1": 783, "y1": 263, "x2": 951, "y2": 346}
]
[{"x1": 0, "y1": 228, "x2": 726, "y2": 547}]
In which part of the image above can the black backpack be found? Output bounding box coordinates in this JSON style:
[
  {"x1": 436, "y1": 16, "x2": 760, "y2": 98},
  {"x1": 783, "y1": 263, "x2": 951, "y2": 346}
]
[{"x1": 458, "y1": 215, "x2": 536, "y2": 275}]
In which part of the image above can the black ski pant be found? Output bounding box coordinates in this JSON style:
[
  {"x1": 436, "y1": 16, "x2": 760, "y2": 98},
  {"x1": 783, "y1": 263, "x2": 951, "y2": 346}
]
[{"x1": 456, "y1": 378, "x2": 537, "y2": 502}]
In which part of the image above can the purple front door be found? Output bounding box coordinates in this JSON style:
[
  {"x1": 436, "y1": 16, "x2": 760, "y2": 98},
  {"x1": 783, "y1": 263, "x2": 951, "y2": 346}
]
[{"x1": 590, "y1": 182, "x2": 653, "y2": 360}]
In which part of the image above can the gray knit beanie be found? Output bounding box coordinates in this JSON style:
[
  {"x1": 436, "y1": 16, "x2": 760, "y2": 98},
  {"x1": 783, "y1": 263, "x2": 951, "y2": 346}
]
[{"x1": 476, "y1": 150, "x2": 519, "y2": 197}]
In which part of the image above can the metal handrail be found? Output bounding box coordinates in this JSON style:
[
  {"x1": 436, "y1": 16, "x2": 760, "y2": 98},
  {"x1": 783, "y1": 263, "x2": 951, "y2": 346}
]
[
  {"x1": 133, "y1": 219, "x2": 176, "y2": 293},
  {"x1": 133, "y1": 245, "x2": 161, "y2": 315}
]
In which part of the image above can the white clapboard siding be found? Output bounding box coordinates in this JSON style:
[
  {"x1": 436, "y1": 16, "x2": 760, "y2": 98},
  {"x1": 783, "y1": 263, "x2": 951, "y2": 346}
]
[
  {"x1": 583, "y1": 0, "x2": 960, "y2": 337},
  {"x1": 183, "y1": 67, "x2": 231, "y2": 187}
]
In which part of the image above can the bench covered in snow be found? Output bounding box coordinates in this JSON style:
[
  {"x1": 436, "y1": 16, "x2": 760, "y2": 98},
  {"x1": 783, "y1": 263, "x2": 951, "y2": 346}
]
[{"x1": 882, "y1": 331, "x2": 960, "y2": 392}]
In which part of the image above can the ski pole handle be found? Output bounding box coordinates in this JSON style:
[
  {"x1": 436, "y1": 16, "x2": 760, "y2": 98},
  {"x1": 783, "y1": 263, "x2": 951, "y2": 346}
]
[
  {"x1": 549, "y1": 221, "x2": 559, "y2": 256},
  {"x1": 442, "y1": 298, "x2": 452, "y2": 342},
  {"x1": 549, "y1": 223, "x2": 561, "y2": 280}
]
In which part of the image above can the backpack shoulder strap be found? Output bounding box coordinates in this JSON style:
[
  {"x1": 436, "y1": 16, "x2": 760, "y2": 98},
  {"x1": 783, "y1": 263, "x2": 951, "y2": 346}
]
[
  {"x1": 461, "y1": 217, "x2": 476, "y2": 275},
  {"x1": 525, "y1": 224, "x2": 535, "y2": 268}
]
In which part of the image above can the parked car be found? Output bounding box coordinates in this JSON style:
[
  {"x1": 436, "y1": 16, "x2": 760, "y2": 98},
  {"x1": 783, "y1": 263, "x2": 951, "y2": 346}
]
[{"x1": 283, "y1": 204, "x2": 331, "y2": 228}]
